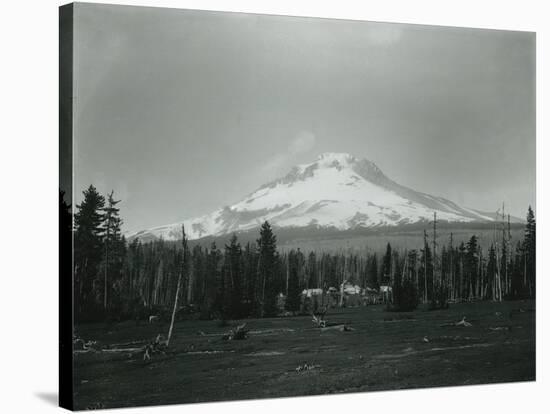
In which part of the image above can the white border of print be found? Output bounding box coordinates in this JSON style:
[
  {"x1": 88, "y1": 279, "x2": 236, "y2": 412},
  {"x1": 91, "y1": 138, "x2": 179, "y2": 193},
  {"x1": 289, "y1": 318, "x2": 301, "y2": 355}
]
[{"x1": 0, "y1": 1, "x2": 547, "y2": 413}]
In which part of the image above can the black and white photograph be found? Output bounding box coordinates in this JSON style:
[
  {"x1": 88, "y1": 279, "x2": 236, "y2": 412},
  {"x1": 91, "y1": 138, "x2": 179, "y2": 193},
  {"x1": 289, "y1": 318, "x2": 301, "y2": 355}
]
[{"x1": 57, "y1": 1, "x2": 538, "y2": 411}]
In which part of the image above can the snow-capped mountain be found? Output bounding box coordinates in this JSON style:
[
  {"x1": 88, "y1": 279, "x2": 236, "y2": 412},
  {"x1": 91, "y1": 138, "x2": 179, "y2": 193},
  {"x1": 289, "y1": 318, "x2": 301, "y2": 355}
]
[{"x1": 130, "y1": 152, "x2": 495, "y2": 241}]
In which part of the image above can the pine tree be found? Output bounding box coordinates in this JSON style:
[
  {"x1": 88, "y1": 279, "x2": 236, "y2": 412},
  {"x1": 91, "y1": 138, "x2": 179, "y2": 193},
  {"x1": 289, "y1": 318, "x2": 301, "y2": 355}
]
[
  {"x1": 206, "y1": 242, "x2": 223, "y2": 319},
  {"x1": 510, "y1": 241, "x2": 526, "y2": 299},
  {"x1": 224, "y1": 234, "x2": 243, "y2": 318},
  {"x1": 368, "y1": 253, "x2": 379, "y2": 289},
  {"x1": 381, "y1": 243, "x2": 392, "y2": 286},
  {"x1": 306, "y1": 252, "x2": 317, "y2": 288},
  {"x1": 257, "y1": 221, "x2": 278, "y2": 317},
  {"x1": 192, "y1": 245, "x2": 207, "y2": 311},
  {"x1": 242, "y1": 242, "x2": 258, "y2": 316},
  {"x1": 74, "y1": 185, "x2": 105, "y2": 320},
  {"x1": 101, "y1": 190, "x2": 123, "y2": 311},
  {"x1": 286, "y1": 250, "x2": 302, "y2": 313}
]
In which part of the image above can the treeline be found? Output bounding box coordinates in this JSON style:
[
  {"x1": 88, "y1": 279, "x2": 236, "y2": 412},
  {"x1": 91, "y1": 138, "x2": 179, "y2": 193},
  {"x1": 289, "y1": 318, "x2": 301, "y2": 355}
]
[{"x1": 63, "y1": 185, "x2": 536, "y2": 323}]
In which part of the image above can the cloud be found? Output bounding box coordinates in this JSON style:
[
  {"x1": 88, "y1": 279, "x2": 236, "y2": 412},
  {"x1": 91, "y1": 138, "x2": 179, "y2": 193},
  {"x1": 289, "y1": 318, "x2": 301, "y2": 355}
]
[
  {"x1": 289, "y1": 131, "x2": 316, "y2": 155},
  {"x1": 263, "y1": 131, "x2": 317, "y2": 175}
]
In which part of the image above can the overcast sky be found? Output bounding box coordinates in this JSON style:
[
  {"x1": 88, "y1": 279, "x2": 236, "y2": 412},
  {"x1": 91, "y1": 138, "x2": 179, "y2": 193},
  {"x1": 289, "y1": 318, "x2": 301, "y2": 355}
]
[{"x1": 73, "y1": 3, "x2": 535, "y2": 233}]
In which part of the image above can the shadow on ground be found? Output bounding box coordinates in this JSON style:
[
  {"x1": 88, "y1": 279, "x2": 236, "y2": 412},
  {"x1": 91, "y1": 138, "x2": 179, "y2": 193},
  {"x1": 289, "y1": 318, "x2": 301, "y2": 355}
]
[{"x1": 35, "y1": 392, "x2": 58, "y2": 406}]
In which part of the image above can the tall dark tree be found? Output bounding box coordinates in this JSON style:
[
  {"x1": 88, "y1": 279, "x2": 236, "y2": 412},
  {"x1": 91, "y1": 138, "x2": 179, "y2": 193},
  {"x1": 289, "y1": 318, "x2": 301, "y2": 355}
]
[
  {"x1": 381, "y1": 243, "x2": 392, "y2": 286},
  {"x1": 368, "y1": 253, "x2": 379, "y2": 289},
  {"x1": 101, "y1": 190, "x2": 124, "y2": 311},
  {"x1": 192, "y1": 245, "x2": 207, "y2": 311},
  {"x1": 286, "y1": 250, "x2": 302, "y2": 313},
  {"x1": 74, "y1": 185, "x2": 105, "y2": 320},
  {"x1": 206, "y1": 242, "x2": 223, "y2": 319},
  {"x1": 510, "y1": 241, "x2": 526, "y2": 299},
  {"x1": 242, "y1": 242, "x2": 259, "y2": 316},
  {"x1": 224, "y1": 234, "x2": 244, "y2": 318},
  {"x1": 257, "y1": 221, "x2": 279, "y2": 317},
  {"x1": 306, "y1": 251, "x2": 317, "y2": 288},
  {"x1": 392, "y1": 251, "x2": 419, "y2": 312}
]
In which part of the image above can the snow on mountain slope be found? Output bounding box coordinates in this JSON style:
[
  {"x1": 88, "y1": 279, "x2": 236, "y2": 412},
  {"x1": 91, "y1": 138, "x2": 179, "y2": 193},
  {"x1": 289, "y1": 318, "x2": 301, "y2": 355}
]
[{"x1": 129, "y1": 153, "x2": 494, "y2": 241}]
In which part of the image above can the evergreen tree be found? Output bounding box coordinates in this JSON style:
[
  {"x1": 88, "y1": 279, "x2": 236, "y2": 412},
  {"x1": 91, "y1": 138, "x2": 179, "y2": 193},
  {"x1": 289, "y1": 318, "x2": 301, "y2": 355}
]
[
  {"x1": 286, "y1": 250, "x2": 302, "y2": 313},
  {"x1": 206, "y1": 242, "x2": 223, "y2": 319},
  {"x1": 242, "y1": 242, "x2": 258, "y2": 316},
  {"x1": 510, "y1": 241, "x2": 526, "y2": 299},
  {"x1": 74, "y1": 185, "x2": 105, "y2": 320},
  {"x1": 390, "y1": 250, "x2": 419, "y2": 311},
  {"x1": 101, "y1": 190, "x2": 124, "y2": 312},
  {"x1": 381, "y1": 243, "x2": 392, "y2": 286},
  {"x1": 224, "y1": 234, "x2": 243, "y2": 318},
  {"x1": 192, "y1": 245, "x2": 207, "y2": 311},
  {"x1": 257, "y1": 221, "x2": 278, "y2": 317},
  {"x1": 126, "y1": 238, "x2": 145, "y2": 320},
  {"x1": 368, "y1": 253, "x2": 379, "y2": 289},
  {"x1": 306, "y1": 252, "x2": 317, "y2": 288}
]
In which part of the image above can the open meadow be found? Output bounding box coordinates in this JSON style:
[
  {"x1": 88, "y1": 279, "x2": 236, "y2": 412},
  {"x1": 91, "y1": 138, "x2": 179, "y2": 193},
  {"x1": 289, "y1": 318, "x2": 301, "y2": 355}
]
[{"x1": 73, "y1": 300, "x2": 535, "y2": 410}]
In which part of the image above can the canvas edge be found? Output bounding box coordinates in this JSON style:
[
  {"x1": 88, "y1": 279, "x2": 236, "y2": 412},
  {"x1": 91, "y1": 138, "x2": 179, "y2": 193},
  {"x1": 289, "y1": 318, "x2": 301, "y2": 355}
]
[{"x1": 59, "y1": 2, "x2": 75, "y2": 411}]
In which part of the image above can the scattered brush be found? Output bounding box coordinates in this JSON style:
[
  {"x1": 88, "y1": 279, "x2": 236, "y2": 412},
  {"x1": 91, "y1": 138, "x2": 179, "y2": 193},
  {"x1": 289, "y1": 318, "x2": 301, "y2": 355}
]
[
  {"x1": 143, "y1": 334, "x2": 167, "y2": 362},
  {"x1": 312, "y1": 314, "x2": 327, "y2": 328},
  {"x1": 73, "y1": 335, "x2": 101, "y2": 352},
  {"x1": 295, "y1": 363, "x2": 320, "y2": 372},
  {"x1": 222, "y1": 323, "x2": 249, "y2": 341}
]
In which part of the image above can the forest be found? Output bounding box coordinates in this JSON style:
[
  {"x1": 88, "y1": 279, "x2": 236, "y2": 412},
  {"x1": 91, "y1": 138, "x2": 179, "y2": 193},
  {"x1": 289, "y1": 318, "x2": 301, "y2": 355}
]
[{"x1": 61, "y1": 185, "x2": 536, "y2": 324}]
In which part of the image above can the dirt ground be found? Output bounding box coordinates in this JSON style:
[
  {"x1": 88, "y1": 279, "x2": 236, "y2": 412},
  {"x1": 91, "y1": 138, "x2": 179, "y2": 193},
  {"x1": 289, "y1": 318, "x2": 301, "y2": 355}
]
[{"x1": 73, "y1": 300, "x2": 535, "y2": 410}]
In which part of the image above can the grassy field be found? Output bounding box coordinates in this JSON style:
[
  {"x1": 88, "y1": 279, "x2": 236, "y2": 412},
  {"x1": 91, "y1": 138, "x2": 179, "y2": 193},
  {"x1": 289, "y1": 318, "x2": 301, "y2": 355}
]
[{"x1": 73, "y1": 300, "x2": 535, "y2": 410}]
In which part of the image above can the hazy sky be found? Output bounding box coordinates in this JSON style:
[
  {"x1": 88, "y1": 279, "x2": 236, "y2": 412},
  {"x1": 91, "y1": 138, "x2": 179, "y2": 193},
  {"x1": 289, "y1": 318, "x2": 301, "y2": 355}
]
[{"x1": 73, "y1": 3, "x2": 535, "y2": 233}]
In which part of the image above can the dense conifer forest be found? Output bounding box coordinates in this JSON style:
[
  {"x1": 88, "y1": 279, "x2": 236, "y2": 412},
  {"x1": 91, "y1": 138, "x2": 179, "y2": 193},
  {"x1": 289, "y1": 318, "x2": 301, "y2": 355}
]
[{"x1": 63, "y1": 185, "x2": 536, "y2": 323}]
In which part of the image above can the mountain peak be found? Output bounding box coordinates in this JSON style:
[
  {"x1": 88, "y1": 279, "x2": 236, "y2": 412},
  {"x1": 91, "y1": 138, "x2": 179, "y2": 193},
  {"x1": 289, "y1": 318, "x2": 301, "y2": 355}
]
[
  {"x1": 317, "y1": 152, "x2": 356, "y2": 162},
  {"x1": 129, "y1": 152, "x2": 495, "y2": 241}
]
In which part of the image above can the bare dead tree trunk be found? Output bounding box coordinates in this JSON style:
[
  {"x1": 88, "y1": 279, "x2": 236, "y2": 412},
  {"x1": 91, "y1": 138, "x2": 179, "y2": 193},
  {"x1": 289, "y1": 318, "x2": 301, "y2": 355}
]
[
  {"x1": 167, "y1": 225, "x2": 187, "y2": 347},
  {"x1": 166, "y1": 272, "x2": 182, "y2": 347},
  {"x1": 423, "y1": 230, "x2": 428, "y2": 304},
  {"x1": 495, "y1": 244, "x2": 502, "y2": 302},
  {"x1": 187, "y1": 264, "x2": 193, "y2": 305}
]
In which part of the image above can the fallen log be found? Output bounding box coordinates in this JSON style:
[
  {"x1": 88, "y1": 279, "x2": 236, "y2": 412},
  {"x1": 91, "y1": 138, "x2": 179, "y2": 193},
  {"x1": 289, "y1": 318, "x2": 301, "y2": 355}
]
[{"x1": 440, "y1": 316, "x2": 472, "y2": 327}]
